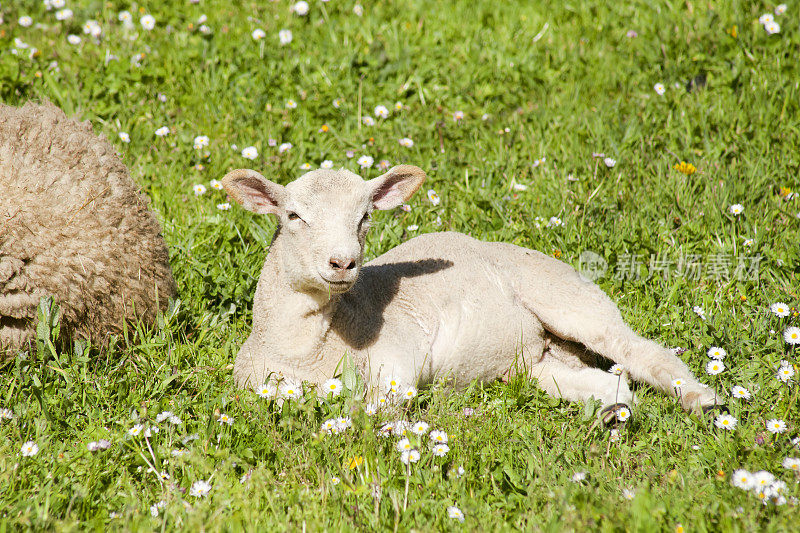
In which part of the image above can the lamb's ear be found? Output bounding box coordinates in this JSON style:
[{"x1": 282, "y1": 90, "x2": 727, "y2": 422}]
[
  {"x1": 368, "y1": 165, "x2": 427, "y2": 210},
  {"x1": 221, "y1": 169, "x2": 285, "y2": 216}
]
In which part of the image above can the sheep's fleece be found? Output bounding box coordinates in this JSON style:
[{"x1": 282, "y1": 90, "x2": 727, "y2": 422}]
[{"x1": 0, "y1": 101, "x2": 177, "y2": 358}]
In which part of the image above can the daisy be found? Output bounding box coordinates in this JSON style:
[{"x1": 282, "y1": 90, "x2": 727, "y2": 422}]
[
  {"x1": 453, "y1": 110, "x2": 464, "y2": 121},
  {"x1": 775, "y1": 4, "x2": 787, "y2": 16},
  {"x1": 782, "y1": 457, "x2": 800, "y2": 471},
  {"x1": 364, "y1": 403, "x2": 377, "y2": 416},
  {"x1": 427, "y1": 189, "x2": 441, "y2": 205},
  {"x1": 377, "y1": 396, "x2": 389, "y2": 407},
  {"x1": 279, "y1": 29, "x2": 292, "y2": 45},
  {"x1": 759, "y1": 13, "x2": 775, "y2": 24},
  {"x1": 217, "y1": 413, "x2": 233, "y2": 425},
  {"x1": 300, "y1": 163, "x2": 312, "y2": 170},
  {"x1": 784, "y1": 326, "x2": 800, "y2": 344},
  {"x1": 430, "y1": 430, "x2": 448, "y2": 443},
  {"x1": 671, "y1": 378, "x2": 684, "y2": 388},
  {"x1": 432, "y1": 443, "x2": 450, "y2": 457},
  {"x1": 378, "y1": 160, "x2": 391, "y2": 170},
  {"x1": 403, "y1": 387, "x2": 418, "y2": 400},
  {"x1": 286, "y1": 99, "x2": 298, "y2": 109},
  {"x1": 571, "y1": 471, "x2": 587, "y2": 482},
  {"x1": 156, "y1": 411, "x2": 174, "y2": 423},
  {"x1": 455, "y1": 466, "x2": 466, "y2": 477},
  {"x1": 320, "y1": 419, "x2": 337, "y2": 434},
  {"x1": 609, "y1": 364, "x2": 624, "y2": 376},
  {"x1": 278, "y1": 142, "x2": 292, "y2": 153},
  {"x1": 118, "y1": 132, "x2": 130, "y2": 143},
  {"x1": 331, "y1": 476, "x2": 341, "y2": 485},
  {"x1": 385, "y1": 377, "x2": 401, "y2": 393},
  {"x1": 155, "y1": 126, "x2": 170, "y2": 137},
  {"x1": 399, "y1": 137, "x2": 414, "y2": 148},
  {"x1": 731, "y1": 469, "x2": 754, "y2": 490},
  {"x1": 654, "y1": 83, "x2": 666, "y2": 95},
  {"x1": 353, "y1": 4, "x2": 364, "y2": 16},
  {"x1": 21, "y1": 441, "x2": 39, "y2": 457},
  {"x1": 753, "y1": 470, "x2": 775, "y2": 489},
  {"x1": 714, "y1": 414, "x2": 737, "y2": 430},
  {"x1": 777, "y1": 363, "x2": 795, "y2": 382},
  {"x1": 622, "y1": 488, "x2": 635, "y2": 500},
  {"x1": 706, "y1": 360, "x2": 725, "y2": 375},
  {"x1": 210, "y1": 179, "x2": 223, "y2": 190},
  {"x1": 193, "y1": 184, "x2": 207, "y2": 196},
  {"x1": 374, "y1": 105, "x2": 389, "y2": 118},
  {"x1": 411, "y1": 421, "x2": 430, "y2": 435},
  {"x1": 118, "y1": 10, "x2": 133, "y2": 25},
  {"x1": 707, "y1": 347, "x2": 726, "y2": 360},
  {"x1": 692, "y1": 306, "x2": 706, "y2": 320},
  {"x1": 396, "y1": 438, "x2": 413, "y2": 452},
  {"x1": 216, "y1": 203, "x2": 231, "y2": 210},
  {"x1": 321, "y1": 378, "x2": 343, "y2": 397},
  {"x1": 764, "y1": 20, "x2": 780, "y2": 34},
  {"x1": 189, "y1": 480, "x2": 212, "y2": 497},
  {"x1": 447, "y1": 506, "x2": 465, "y2": 522},
  {"x1": 333, "y1": 99, "x2": 343, "y2": 108},
  {"x1": 280, "y1": 380, "x2": 302, "y2": 399},
  {"x1": 771, "y1": 302, "x2": 790, "y2": 317},
  {"x1": 0, "y1": 408, "x2": 14, "y2": 421},
  {"x1": 616, "y1": 406, "x2": 631, "y2": 422},
  {"x1": 728, "y1": 204, "x2": 744, "y2": 215},
  {"x1": 400, "y1": 449, "x2": 420, "y2": 464},
  {"x1": 392, "y1": 421, "x2": 410, "y2": 436},
  {"x1": 169, "y1": 416, "x2": 182, "y2": 425},
  {"x1": 18, "y1": 16, "x2": 33, "y2": 27},
  {"x1": 362, "y1": 116, "x2": 375, "y2": 126},
  {"x1": 140, "y1": 15, "x2": 156, "y2": 31},
  {"x1": 193, "y1": 135, "x2": 209, "y2": 149},
  {"x1": 731, "y1": 385, "x2": 751, "y2": 399},
  {"x1": 603, "y1": 157, "x2": 616, "y2": 168},
  {"x1": 252, "y1": 29, "x2": 266, "y2": 41},
  {"x1": 766, "y1": 419, "x2": 787, "y2": 434},
  {"x1": 406, "y1": 225, "x2": 419, "y2": 232},
  {"x1": 128, "y1": 424, "x2": 144, "y2": 437},
  {"x1": 335, "y1": 417, "x2": 352, "y2": 433},
  {"x1": 321, "y1": 160, "x2": 334, "y2": 169},
  {"x1": 395, "y1": 101, "x2": 404, "y2": 110},
  {"x1": 378, "y1": 422, "x2": 395, "y2": 437},
  {"x1": 292, "y1": 1, "x2": 309, "y2": 16},
  {"x1": 67, "y1": 34, "x2": 82, "y2": 45},
  {"x1": 357, "y1": 155, "x2": 374, "y2": 169},
  {"x1": 56, "y1": 9, "x2": 73, "y2": 21}
]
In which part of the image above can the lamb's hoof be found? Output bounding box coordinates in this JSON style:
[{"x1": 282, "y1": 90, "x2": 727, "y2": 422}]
[
  {"x1": 702, "y1": 404, "x2": 729, "y2": 416},
  {"x1": 599, "y1": 403, "x2": 631, "y2": 427}
]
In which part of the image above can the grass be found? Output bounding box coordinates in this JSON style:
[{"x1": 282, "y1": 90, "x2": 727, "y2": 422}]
[{"x1": 1, "y1": 0, "x2": 799, "y2": 530}]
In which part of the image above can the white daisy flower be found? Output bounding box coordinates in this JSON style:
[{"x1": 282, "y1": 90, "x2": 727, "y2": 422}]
[
  {"x1": 193, "y1": 135, "x2": 210, "y2": 149},
  {"x1": 385, "y1": 377, "x2": 400, "y2": 394},
  {"x1": 692, "y1": 306, "x2": 706, "y2": 320},
  {"x1": 256, "y1": 383, "x2": 276, "y2": 398},
  {"x1": 392, "y1": 421, "x2": 410, "y2": 436},
  {"x1": 322, "y1": 378, "x2": 343, "y2": 397},
  {"x1": 252, "y1": 29, "x2": 266, "y2": 41},
  {"x1": 377, "y1": 396, "x2": 389, "y2": 407},
  {"x1": 764, "y1": 20, "x2": 780, "y2": 34},
  {"x1": 118, "y1": 11, "x2": 133, "y2": 24},
  {"x1": 56, "y1": 9, "x2": 73, "y2": 21},
  {"x1": 333, "y1": 98, "x2": 342, "y2": 108},
  {"x1": 671, "y1": 378, "x2": 684, "y2": 388},
  {"x1": 0, "y1": 408, "x2": 14, "y2": 421},
  {"x1": 216, "y1": 203, "x2": 231, "y2": 211},
  {"x1": 731, "y1": 385, "x2": 750, "y2": 399},
  {"x1": 447, "y1": 506, "x2": 465, "y2": 522},
  {"x1": 144, "y1": 426, "x2": 159, "y2": 438},
  {"x1": 155, "y1": 126, "x2": 170, "y2": 137},
  {"x1": 193, "y1": 184, "x2": 207, "y2": 196},
  {"x1": 278, "y1": 142, "x2": 292, "y2": 153},
  {"x1": 279, "y1": 29, "x2": 293, "y2": 45},
  {"x1": 118, "y1": 132, "x2": 130, "y2": 143},
  {"x1": 714, "y1": 414, "x2": 737, "y2": 430},
  {"x1": 654, "y1": 83, "x2": 666, "y2": 95},
  {"x1": 128, "y1": 424, "x2": 144, "y2": 437},
  {"x1": 429, "y1": 430, "x2": 448, "y2": 443},
  {"x1": 300, "y1": 163, "x2": 312, "y2": 170},
  {"x1": 321, "y1": 160, "x2": 334, "y2": 169},
  {"x1": 403, "y1": 387, "x2": 418, "y2": 400},
  {"x1": 292, "y1": 1, "x2": 309, "y2": 16},
  {"x1": 199, "y1": 25, "x2": 211, "y2": 34},
  {"x1": 189, "y1": 479, "x2": 212, "y2": 497},
  {"x1": 455, "y1": 466, "x2": 466, "y2": 478},
  {"x1": 280, "y1": 380, "x2": 303, "y2": 399},
  {"x1": 395, "y1": 101, "x2": 404, "y2": 110},
  {"x1": 411, "y1": 421, "x2": 429, "y2": 435},
  {"x1": 169, "y1": 416, "x2": 182, "y2": 425},
  {"x1": 775, "y1": 4, "x2": 787, "y2": 15},
  {"x1": 396, "y1": 438, "x2": 413, "y2": 452},
  {"x1": 571, "y1": 471, "x2": 587, "y2": 482},
  {"x1": 331, "y1": 476, "x2": 341, "y2": 485},
  {"x1": 766, "y1": 419, "x2": 787, "y2": 434},
  {"x1": 335, "y1": 417, "x2": 352, "y2": 433},
  {"x1": 432, "y1": 443, "x2": 450, "y2": 457},
  {"x1": 705, "y1": 360, "x2": 725, "y2": 375},
  {"x1": 357, "y1": 155, "x2": 374, "y2": 169},
  {"x1": 728, "y1": 204, "x2": 744, "y2": 215},
  {"x1": 753, "y1": 470, "x2": 775, "y2": 489},
  {"x1": 777, "y1": 364, "x2": 795, "y2": 382},
  {"x1": 362, "y1": 116, "x2": 375, "y2": 126},
  {"x1": 603, "y1": 157, "x2": 616, "y2": 168},
  {"x1": 784, "y1": 326, "x2": 800, "y2": 344},
  {"x1": 622, "y1": 488, "x2": 635, "y2": 500},
  {"x1": 21, "y1": 441, "x2": 39, "y2": 457},
  {"x1": 707, "y1": 347, "x2": 726, "y2": 360},
  {"x1": 320, "y1": 419, "x2": 337, "y2": 435},
  {"x1": 771, "y1": 302, "x2": 790, "y2": 317},
  {"x1": 731, "y1": 469, "x2": 754, "y2": 490},
  {"x1": 18, "y1": 16, "x2": 34, "y2": 27},
  {"x1": 453, "y1": 110, "x2": 464, "y2": 121},
  {"x1": 427, "y1": 189, "x2": 441, "y2": 205},
  {"x1": 406, "y1": 225, "x2": 419, "y2": 232},
  {"x1": 140, "y1": 15, "x2": 155, "y2": 31},
  {"x1": 353, "y1": 4, "x2": 364, "y2": 16},
  {"x1": 616, "y1": 406, "x2": 631, "y2": 422},
  {"x1": 210, "y1": 179, "x2": 223, "y2": 190},
  {"x1": 399, "y1": 137, "x2": 414, "y2": 148},
  {"x1": 364, "y1": 403, "x2": 377, "y2": 416},
  {"x1": 759, "y1": 13, "x2": 775, "y2": 24},
  {"x1": 400, "y1": 449, "x2": 420, "y2": 464},
  {"x1": 156, "y1": 411, "x2": 174, "y2": 423},
  {"x1": 217, "y1": 413, "x2": 233, "y2": 425},
  {"x1": 609, "y1": 364, "x2": 624, "y2": 376},
  {"x1": 241, "y1": 146, "x2": 258, "y2": 160},
  {"x1": 782, "y1": 457, "x2": 800, "y2": 471},
  {"x1": 374, "y1": 105, "x2": 389, "y2": 118},
  {"x1": 67, "y1": 34, "x2": 82, "y2": 45},
  {"x1": 286, "y1": 99, "x2": 298, "y2": 109}
]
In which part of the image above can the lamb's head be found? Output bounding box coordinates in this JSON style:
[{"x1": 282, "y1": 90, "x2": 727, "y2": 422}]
[{"x1": 222, "y1": 165, "x2": 426, "y2": 297}]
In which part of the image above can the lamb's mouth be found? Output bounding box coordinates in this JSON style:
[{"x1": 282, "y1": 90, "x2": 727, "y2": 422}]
[{"x1": 319, "y1": 276, "x2": 355, "y2": 292}]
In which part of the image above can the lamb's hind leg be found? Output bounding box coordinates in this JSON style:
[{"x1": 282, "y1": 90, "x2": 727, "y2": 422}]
[{"x1": 514, "y1": 253, "x2": 719, "y2": 412}]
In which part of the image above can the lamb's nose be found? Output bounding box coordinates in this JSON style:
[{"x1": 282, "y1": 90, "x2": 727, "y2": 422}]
[{"x1": 329, "y1": 256, "x2": 356, "y2": 271}]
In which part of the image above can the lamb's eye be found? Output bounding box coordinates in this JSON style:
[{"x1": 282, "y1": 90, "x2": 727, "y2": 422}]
[
  {"x1": 359, "y1": 212, "x2": 370, "y2": 227},
  {"x1": 287, "y1": 212, "x2": 300, "y2": 221}
]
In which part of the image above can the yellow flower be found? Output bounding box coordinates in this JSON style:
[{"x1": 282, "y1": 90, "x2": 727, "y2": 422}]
[
  {"x1": 727, "y1": 25, "x2": 738, "y2": 38},
  {"x1": 778, "y1": 186, "x2": 792, "y2": 197},
  {"x1": 673, "y1": 161, "x2": 697, "y2": 175},
  {"x1": 675, "y1": 524, "x2": 685, "y2": 533},
  {"x1": 348, "y1": 456, "x2": 364, "y2": 470}
]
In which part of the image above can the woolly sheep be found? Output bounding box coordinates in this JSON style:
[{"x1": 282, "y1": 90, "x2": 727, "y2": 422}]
[
  {"x1": 0, "y1": 101, "x2": 177, "y2": 358},
  {"x1": 222, "y1": 165, "x2": 722, "y2": 420}
]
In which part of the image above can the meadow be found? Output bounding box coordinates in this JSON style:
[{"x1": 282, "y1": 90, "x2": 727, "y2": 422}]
[{"x1": 1, "y1": 0, "x2": 799, "y2": 530}]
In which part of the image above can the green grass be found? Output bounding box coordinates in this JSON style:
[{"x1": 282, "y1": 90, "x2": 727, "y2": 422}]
[{"x1": 2, "y1": 0, "x2": 799, "y2": 530}]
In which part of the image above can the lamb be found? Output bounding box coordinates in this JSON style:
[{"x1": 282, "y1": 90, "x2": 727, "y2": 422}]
[
  {"x1": 221, "y1": 164, "x2": 722, "y2": 420},
  {"x1": 0, "y1": 101, "x2": 177, "y2": 358}
]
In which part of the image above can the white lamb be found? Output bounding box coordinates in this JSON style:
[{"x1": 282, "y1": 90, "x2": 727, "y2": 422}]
[{"x1": 221, "y1": 165, "x2": 721, "y2": 421}]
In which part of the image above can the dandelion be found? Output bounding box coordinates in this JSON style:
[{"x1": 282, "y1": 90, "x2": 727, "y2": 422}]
[
  {"x1": 705, "y1": 360, "x2": 725, "y2": 375},
  {"x1": 609, "y1": 364, "x2": 624, "y2": 376},
  {"x1": 292, "y1": 1, "x2": 309, "y2": 15},
  {"x1": 731, "y1": 385, "x2": 751, "y2": 399},
  {"x1": 140, "y1": 15, "x2": 155, "y2": 31},
  {"x1": 692, "y1": 306, "x2": 706, "y2": 320},
  {"x1": 411, "y1": 421, "x2": 430, "y2": 435},
  {"x1": 193, "y1": 135, "x2": 210, "y2": 149},
  {"x1": 252, "y1": 29, "x2": 266, "y2": 41},
  {"x1": 348, "y1": 456, "x2": 364, "y2": 470},
  {"x1": 453, "y1": 110, "x2": 464, "y2": 121},
  {"x1": 616, "y1": 406, "x2": 631, "y2": 422},
  {"x1": 280, "y1": 380, "x2": 302, "y2": 399},
  {"x1": 217, "y1": 413, "x2": 233, "y2": 425},
  {"x1": 707, "y1": 347, "x2": 726, "y2": 360},
  {"x1": 622, "y1": 488, "x2": 635, "y2": 500},
  {"x1": 782, "y1": 457, "x2": 800, "y2": 471},
  {"x1": 357, "y1": 155, "x2": 374, "y2": 169},
  {"x1": 654, "y1": 83, "x2": 666, "y2": 95},
  {"x1": 432, "y1": 443, "x2": 450, "y2": 456},
  {"x1": 286, "y1": 99, "x2": 298, "y2": 109},
  {"x1": 764, "y1": 20, "x2": 780, "y2": 34},
  {"x1": 770, "y1": 302, "x2": 790, "y2": 317},
  {"x1": 362, "y1": 116, "x2": 375, "y2": 126},
  {"x1": 21, "y1": 441, "x2": 39, "y2": 457},
  {"x1": 374, "y1": 105, "x2": 389, "y2": 118},
  {"x1": 321, "y1": 378, "x2": 343, "y2": 397},
  {"x1": 320, "y1": 160, "x2": 334, "y2": 169},
  {"x1": 731, "y1": 469, "x2": 754, "y2": 490},
  {"x1": 767, "y1": 419, "x2": 787, "y2": 434},
  {"x1": 67, "y1": 34, "x2": 82, "y2": 45},
  {"x1": 728, "y1": 204, "x2": 744, "y2": 215},
  {"x1": 571, "y1": 471, "x2": 587, "y2": 482},
  {"x1": 403, "y1": 387, "x2": 418, "y2": 400},
  {"x1": 400, "y1": 449, "x2": 421, "y2": 464},
  {"x1": 128, "y1": 424, "x2": 144, "y2": 437},
  {"x1": 783, "y1": 326, "x2": 800, "y2": 344},
  {"x1": 427, "y1": 189, "x2": 441, "y2": 205},
  {"x1": 447, "y1": 506, "x2": 465, "y2": 522},
  {"x1": 396, "y1": 438, "x2": 413, "y2": 452},
  {"x1": 241, "y1": 146, "x2": 258, "y2": 160},
  {"x1": 430, "y1": 430, "x2": 449, "y2": 443},
  {"x1": 155, "y1": 126, "x2": 170, "y2": 137},
  {"x1": 715, "y1": 414, "x2": 737, "y2": 430},
  {"x1": 278, "y1": 142, "x2": 292, "y2": 153},
  {"x1": 399, "y1": 137, "x2": 414, "y2": 148},
  {"x1": 217, "y1": 203, "x2": 231, "y2": 211},
  {"x1": 673, "y1": 161, "x2": 696, "y2": 175},
  {"x1": 193, "y1": 184, "x2": 207, "y2": 196},
  {"x1": 603, "y1": 157, "x2": 616, "y2": 168},
  {"x1": 189, "y1": 480, "x2": 212, "y2": 497},
  {"x1": 279, "y1": 29, "x2": 293, "y2": 45}
]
